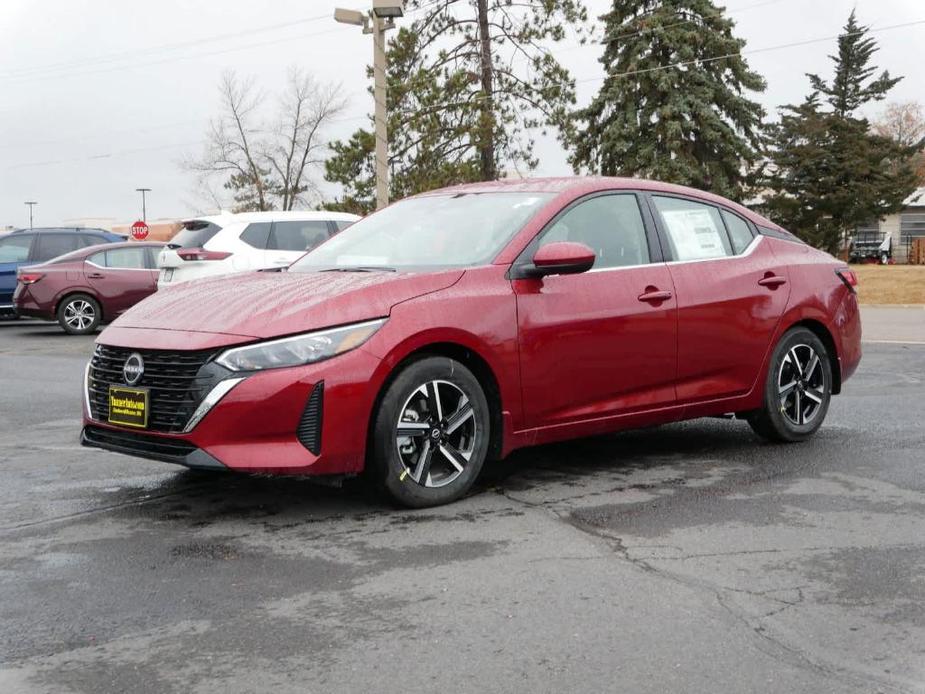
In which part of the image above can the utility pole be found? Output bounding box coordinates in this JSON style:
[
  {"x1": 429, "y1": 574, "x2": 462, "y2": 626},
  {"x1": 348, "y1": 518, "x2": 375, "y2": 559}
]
[
  {"x1": 135, "y1": 188, "x2": 151, "y2": 222},
  {"x1": 24, "y1": 201, "x2": 37, "y2": 229},
  {"x1": 334, "y1": 1, "x2": 403, "y2": 210}
]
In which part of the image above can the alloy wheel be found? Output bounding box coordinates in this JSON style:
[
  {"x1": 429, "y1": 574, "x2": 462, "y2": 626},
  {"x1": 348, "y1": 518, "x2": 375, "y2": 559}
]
[
  {"x1": 395, "y1": 380, "x2": 478, "y2": 488},
  {"x1": 778, "y1": 344, "x2": 826, "y2": 426},
  {"x1": 64, "y1": 300, "x2": 95, "y2": 332}
]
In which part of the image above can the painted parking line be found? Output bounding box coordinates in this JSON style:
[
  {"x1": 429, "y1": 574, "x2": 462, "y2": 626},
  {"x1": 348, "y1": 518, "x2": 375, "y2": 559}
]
[{"x1": 863, "y1": 340, "x2": 925, "y2": 346}]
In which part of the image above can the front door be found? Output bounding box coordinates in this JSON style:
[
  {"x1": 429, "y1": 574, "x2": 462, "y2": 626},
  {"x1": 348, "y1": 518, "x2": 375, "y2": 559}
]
[
  {"x1": 649, "y1": 195, "x2": 791, "y2": 403},
  {"x1": 514, "y1": 192, "x2": 678, "y2": 429}
]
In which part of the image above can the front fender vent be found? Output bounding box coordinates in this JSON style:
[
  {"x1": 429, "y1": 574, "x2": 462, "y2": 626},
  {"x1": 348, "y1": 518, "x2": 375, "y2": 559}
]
[{"x1": 297, "y1": 382, "x2": 323, "y2": 455}]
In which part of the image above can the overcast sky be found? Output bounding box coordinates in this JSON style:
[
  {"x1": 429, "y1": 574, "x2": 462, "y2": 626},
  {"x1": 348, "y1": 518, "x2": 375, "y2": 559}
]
[{"x1": 1, "y1": 0, "x2": 923, "y2": 227}]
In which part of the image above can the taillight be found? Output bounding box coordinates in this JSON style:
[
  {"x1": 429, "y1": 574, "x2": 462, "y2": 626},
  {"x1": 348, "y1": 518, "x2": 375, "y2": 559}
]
[
  {"x1": 176, "y1": 248, "x2": 232, "y2": 261},
  {"x1": 836, "y1": 268, "x2": 858, "y2": 294},
  {"x1": 18, "y1": 272, "x2": 44, "y2": 285}
]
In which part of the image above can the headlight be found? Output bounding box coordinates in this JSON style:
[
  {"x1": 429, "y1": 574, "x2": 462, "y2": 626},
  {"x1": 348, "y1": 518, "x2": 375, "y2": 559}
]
[{"x1": 216, "y1": 319, "x2": 386, "y2": 372}]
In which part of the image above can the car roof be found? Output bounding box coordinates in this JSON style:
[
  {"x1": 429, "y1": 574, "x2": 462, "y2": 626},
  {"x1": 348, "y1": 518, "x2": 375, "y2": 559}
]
[
  {"x1": 185, "y1": 210, "x2": 361, "y2": 225},
  {"x1": 9, "y1": 227, "x2": 115, "y2": 235},
  {"x1": 417, "y1": 176, "x2": 783, "y2": 231}
]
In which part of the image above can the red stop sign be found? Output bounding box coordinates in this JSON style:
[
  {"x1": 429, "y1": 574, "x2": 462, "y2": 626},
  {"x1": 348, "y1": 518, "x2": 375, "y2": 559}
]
[{"x1": 131, "y1": 220, "x2": 149, "y2": 240}]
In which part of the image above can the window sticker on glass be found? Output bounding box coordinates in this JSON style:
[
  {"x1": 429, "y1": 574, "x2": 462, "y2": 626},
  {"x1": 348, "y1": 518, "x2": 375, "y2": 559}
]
[{"x1": 660, "y1": 208, "x2": 727, "y2": 260}]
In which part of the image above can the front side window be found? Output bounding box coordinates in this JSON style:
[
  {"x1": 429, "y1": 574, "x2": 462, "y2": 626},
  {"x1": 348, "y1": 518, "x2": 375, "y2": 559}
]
[
  {"x1": 653, "y1": 196, "x2": 731, "y2": 261},
  {"x1": 0, "y1": 234, "x2": 32, "y2": 263},
  {"x1": 105, "y1": 247, "x2": 148, "y2": 269},
  {"x1": 536, "y1": 194, "x2": 650, "y2": 269},
  {"x1": 722, "y1": 210, "x2": 755, "y2": 255},
  {"x1": 270, "y1": 221, "x2": 331, "y2": 252},
  {"x1": 33, "y1": 233, "x2": 81, "y2": 262},
  {"x1": 291, "y1": 192, "x2": 552, "y2": 272}
]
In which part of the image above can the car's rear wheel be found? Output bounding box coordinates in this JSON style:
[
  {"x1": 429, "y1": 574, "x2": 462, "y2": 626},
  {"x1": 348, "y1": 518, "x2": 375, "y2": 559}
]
[
  {"x1": 369, "y1": 356, "x2": 491, "y2": 508},
  {"x1": 57, "y1": 294, "x2": 101, "y2": 335},
  {"x1": 747, "y1": 327, "x2": 832, "y2": 442}
]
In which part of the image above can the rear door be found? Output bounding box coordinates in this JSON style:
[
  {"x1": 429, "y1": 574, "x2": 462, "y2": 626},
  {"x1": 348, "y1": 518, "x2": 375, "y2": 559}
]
[
  {"x1": 85, "y1": 246, "x2": 157, "y2": 316},
  {"x1": 0, "y1": 234, "x2": 34, "y2": 306},
  {"x1": 649, "y1": 194, "x2": 791, "y2": 403},
  {"x1": 32, "y1": 233, "x2": 82, "y2": 263},
  {"x1": 514, "y1": 192, "x2": 679, "y2": 429},
  {"x1": 266, "y1": 220, "x2": 334, "y2": 267}
]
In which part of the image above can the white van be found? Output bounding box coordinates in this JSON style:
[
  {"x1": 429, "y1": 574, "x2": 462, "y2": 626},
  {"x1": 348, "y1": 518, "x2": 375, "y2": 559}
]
[{"x1": 157, "y1": 210, "x2": 360, "y2": 288}]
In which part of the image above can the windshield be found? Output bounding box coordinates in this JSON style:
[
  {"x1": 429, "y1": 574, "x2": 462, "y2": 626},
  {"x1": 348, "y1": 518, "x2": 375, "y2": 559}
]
[
  {"x1": 171, "y1": 220, "x2": 223, "y2": 248},
  {"x1": 290, "y1": 192, "x2": 552, "y2": 272}
]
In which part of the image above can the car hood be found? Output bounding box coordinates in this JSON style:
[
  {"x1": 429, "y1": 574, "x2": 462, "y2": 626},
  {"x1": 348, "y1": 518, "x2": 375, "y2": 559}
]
[{"x1": 110, "y1": 269, "x2": 464, "y2": 339}]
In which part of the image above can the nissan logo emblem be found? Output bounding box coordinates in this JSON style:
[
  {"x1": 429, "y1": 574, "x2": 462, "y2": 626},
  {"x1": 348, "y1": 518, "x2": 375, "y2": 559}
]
[{"x1": 123, "y1": 353, "x2": 145, "y2": 386}]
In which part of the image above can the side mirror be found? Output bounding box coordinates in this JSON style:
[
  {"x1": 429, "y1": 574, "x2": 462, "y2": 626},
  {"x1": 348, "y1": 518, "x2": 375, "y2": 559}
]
[{"x1": 525, "y1": 242, "x2": 596, "y2": 278}]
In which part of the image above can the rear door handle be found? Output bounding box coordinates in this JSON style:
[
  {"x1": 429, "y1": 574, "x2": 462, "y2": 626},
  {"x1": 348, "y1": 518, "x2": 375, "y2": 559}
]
[
  {"x1": 637, "y1": 289, "x2": 673, "y2": 303},
  {"x1": 758, "y1": 275, "x2": 787, "y2": 288},
  {"x1": 87, "y1": 272, "x2": 105, "y2": 279}
]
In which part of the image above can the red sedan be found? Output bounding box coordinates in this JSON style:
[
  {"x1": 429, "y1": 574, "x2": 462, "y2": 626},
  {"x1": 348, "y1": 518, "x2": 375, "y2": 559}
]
[
  {"x1": 81, "y1": 178, "x2": 861, "y2": 507},
  {"x1": 15, "y1": 242, "x2": 163, "y2": 334}
]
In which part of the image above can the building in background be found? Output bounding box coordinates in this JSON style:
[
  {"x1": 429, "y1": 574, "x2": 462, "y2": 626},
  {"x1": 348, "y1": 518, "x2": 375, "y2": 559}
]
[
  {"x1": 853, "y1": 188, "x2": 925, "y2": 263},
  {"x1": 111, "y1": 219, "x2": 183, "y2": 243}
]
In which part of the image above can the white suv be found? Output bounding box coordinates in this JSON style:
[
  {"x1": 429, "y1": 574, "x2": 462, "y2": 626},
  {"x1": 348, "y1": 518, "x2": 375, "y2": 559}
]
[{"x1": 157, "y1": 210, "x2": 360, "y2": 288}]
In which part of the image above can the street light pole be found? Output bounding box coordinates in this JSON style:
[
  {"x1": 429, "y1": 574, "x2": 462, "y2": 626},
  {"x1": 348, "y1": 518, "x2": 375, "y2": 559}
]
[
  {"x1": 24, "y1": 201, "x2": 37, "y2": 229},
  {"x1": 371, "y1": 14, "x2": 389, "y2": 211},
  {"x1": 136, "y1": 188, "x2": 151, "y2": 222},
  {"x1": 335, "y1": 1, "x2": 403, "y2": 210}
]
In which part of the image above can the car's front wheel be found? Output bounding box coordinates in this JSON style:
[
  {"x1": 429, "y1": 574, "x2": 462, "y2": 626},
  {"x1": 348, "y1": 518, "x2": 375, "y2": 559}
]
[
  {"x1": 369, "y1": 356, "x2": 491, "y2": 508},
  {"x1": 747, "y1": 327, "x2": 833, "y2": 442},
  {"x1": 57, "y1": 294, "x2": 101, "y2": 335}
]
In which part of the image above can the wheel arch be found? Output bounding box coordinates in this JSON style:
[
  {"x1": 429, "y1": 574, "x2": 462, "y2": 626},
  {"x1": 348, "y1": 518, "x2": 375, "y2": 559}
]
[
  {"x1": 789, "y1": 318, "x2": 842, "y2": 395},
  {"x1": 55, "y1": 290, "x2": 104, "y2": 323},
  {"x1": 366, "y1": 340, "x2": 505, "y2": 465}
]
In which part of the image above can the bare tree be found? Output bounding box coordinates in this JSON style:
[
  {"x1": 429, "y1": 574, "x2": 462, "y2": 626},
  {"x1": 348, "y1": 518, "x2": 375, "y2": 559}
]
[
  {"x1": 187, "y1": 68, "x2": 344, "y2": 212},
  {"x1": 873, "y1": 101, "x2": 925, "y2": 147},
  {"x1": 873, "y1": 102, "x2": 925, "y2": 184},
  {"x1": 266, "y1": 68, "x2": 347, "y2": 210}
]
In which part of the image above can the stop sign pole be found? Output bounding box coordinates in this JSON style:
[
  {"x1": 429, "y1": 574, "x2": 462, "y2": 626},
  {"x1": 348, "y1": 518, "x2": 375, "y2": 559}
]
[{"x1": 135, "y1": 187, "x2": 151, "y2": 222}]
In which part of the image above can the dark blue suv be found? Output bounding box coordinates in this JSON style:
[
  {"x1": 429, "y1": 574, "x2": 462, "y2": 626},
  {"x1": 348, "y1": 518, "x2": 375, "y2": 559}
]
[{"x1": 0, "y1": 228, "x2": 125, "y2": 315}]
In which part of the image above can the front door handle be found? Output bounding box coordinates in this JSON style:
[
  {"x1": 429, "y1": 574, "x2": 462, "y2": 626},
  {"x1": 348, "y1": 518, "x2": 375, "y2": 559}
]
[
  {"x1": 758, "y1": 275, "x2": 787, "y2": 288},
  {"x1": 637, "y1": 289, "x2": 673, "y2": 303}
]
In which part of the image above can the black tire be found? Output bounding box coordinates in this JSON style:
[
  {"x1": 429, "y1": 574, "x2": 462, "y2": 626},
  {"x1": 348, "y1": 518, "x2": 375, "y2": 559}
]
[
  {"x1": 57, "y1": 294, "x2": 101, "y2": 335},
  {"x1": 748, "y1": 327, "x2": 833, "y2": 442},
  {"x1": 369, "y1": 356, "x2": 491, "y2": 508}
]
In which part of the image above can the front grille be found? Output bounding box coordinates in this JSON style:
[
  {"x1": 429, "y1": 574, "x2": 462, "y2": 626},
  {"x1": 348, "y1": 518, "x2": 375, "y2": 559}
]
[
  {"x1": 296, "y1": 382, "x2": 323, "y2": 454},
  {"x1": 83, "y1": 425, "x2": 197, "y2": 461},
  {"x1": 88, "y1": 345, "x2": 219, "y2": 433}
]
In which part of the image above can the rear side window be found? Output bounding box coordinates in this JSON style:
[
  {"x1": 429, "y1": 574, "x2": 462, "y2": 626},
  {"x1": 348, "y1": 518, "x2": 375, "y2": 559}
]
[
  {"x1": 171, "y1": 220, "x2": 223, "y2": 248},
  {"x1": 145, "y1": 247, "x2": 162, "y2": 267},
  {"x1": 240, "y1": 222, "x2": 271, "y2": 249},
  {"x1": 721, "y1": 210, "x2": 755, "y2": 254},
  {"x1": 105, "y1": 247, "x2": 149, "y2": 269},
  {"x1": 269, "y1": 220, "x2": 332, "y2": 252},
  {"x1": 33, "y1": 233, "x2": 81, "y2": 262},
  {"x1": 653, "y1": 197, "x2": 731, "y2": 261},
  {"x1": 334, "y1": 220, "x2": 354, "y2": 231},
  {"x1": 79, "y1": 234, "x2": 107, "y2": 248},
  {"x1": 0, "y1": 234, "x2": 33, "y2": 262}
]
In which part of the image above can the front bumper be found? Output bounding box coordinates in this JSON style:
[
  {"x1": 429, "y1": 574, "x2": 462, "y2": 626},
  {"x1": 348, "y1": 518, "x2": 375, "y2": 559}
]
[{"x1": 81, "y1": 344, "x2": 385, "y2": 476}]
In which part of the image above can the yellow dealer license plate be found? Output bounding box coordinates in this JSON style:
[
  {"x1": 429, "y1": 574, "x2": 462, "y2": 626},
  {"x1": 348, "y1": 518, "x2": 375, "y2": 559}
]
[{"x1": 108, "y1": 386, "x2": 149, "y2": 428}]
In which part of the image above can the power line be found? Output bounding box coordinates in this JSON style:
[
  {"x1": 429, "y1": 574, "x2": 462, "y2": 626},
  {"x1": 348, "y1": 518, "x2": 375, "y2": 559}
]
[
  {"x1": 7, "y1": 16, "x2": 925, "y2": 170},
  {"x1": 0, "y1": 12, "x2": 342, "y2": 81}
]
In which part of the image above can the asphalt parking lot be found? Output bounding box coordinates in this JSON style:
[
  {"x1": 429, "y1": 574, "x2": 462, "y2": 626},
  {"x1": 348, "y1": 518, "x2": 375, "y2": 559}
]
[{"x1": 1, "y1": 310, "x2": 924, "y2": 694}]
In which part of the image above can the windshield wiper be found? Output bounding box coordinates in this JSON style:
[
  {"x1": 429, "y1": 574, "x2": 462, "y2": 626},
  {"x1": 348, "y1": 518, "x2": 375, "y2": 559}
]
[{"x1": 319, "y1": 266, "x2": 397, "y2": 273}]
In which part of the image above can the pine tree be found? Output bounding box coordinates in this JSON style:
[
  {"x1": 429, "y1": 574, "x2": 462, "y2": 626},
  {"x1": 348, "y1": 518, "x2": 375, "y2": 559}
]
[
  {"x1": 762, "y1": 11, "x2": 918, "y2": 254},
  {"x1": 324, "y1": 0, "x2": 587, "y2": 213},
  {"x1": 566, "y1": 0, "x2": 766, "y2": 200}
]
